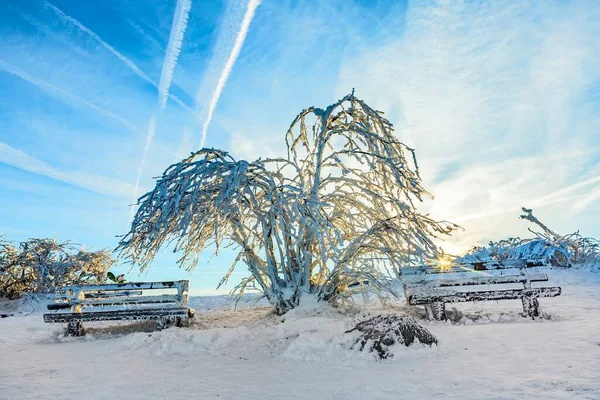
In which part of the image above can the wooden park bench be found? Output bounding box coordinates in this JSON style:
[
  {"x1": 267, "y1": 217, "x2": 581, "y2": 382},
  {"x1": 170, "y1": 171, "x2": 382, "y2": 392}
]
[
  {"x1": 43, "y1": 280, "x2": 195, "y2": 336},
  {"x1": 401, "y1": 264, "x2": 561, "y2": 321}
]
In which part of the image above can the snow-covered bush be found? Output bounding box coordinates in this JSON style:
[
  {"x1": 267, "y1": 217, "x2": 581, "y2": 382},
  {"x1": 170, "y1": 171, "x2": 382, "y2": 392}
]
[
  {"x1": 457, "y1": 237, "x2": 571, "y2": 267},
  {"x1": 346, "y1": 315, "x2": 438, "y2": 359},
  {"x1": 118, "y1": 92, "x2": 458, "y2": 314},
  {"x1": 456, "y1": 208, "x2": 600, "y2": 269},
  {"x1": 0, "y1": 237, "x2": 114, "y2": 299}
]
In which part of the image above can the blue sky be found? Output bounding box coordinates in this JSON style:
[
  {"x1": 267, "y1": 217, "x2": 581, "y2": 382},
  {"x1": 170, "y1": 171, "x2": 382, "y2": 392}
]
[{"x1": 1, "y1": 0, "x2": 599, "y2": 293}]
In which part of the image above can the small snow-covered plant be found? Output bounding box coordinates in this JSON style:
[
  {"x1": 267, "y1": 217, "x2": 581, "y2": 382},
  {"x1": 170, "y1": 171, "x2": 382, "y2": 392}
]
[
  {"x1": 0, "y1": 237, "x2": 114, "y2": 299},
  {"x1": 346, "y1": 315, "x2": 438, "y2": 359},
  {"x1": 117, "y1": 92, "x2": 458, "y2": 314},
  {"x1": 107, "y1": 272, "x2": 126, "y2": 283}
]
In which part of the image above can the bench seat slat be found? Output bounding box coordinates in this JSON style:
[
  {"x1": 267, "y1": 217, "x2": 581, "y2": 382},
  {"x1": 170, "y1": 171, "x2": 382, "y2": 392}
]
[
  {"x1": 401, "y1": 262, "x2": 509, "y2": 275},
  {"x1": 407, "y1": 287, "x2": 561, "y2": 305},
  {"x1": 55, "y1": 281, "x2": 186, "y2": 294},
  {"x1": 401, "y1": 267, "x2": 474, "y2": 275},
  {"x1": 73, "y1": 294, "x2": 180, "y2": 307},
  {"x1": 43, "y1": 307, "x2": 191, "y2": 323},
  {"x1": 58, "y1": 289, "x2": 178, "y2": 301},
  {"x1": 84, "y1": 290, "x2": 144, "y2": 299},
  {"x1": 47, "y1": 295, "x2": 182, "y2": 310},
  {"x1": 405, "y1": 273, "x2": 549, "y2": 288},
  {"x1": 400, "y1": 266, "x2": 546, "y2": 279}
]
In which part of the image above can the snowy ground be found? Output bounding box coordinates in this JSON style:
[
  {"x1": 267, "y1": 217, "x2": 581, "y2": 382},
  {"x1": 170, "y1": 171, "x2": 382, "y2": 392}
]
[{"x1": 1, "y1": 269, "x2": 598, "y2": 399}]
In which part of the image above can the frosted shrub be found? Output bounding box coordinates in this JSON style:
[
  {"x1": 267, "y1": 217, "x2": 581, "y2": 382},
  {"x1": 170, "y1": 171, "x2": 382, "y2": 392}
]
[
  {"x1": 0, "y1": 237, "x2": 114, "y2": 299},
  {"x1": 118, "y1": 92, "x2": 458, "y2": 314},
  {"x1": 457, "y1": 208, "x2": 600, "y2": 269}
]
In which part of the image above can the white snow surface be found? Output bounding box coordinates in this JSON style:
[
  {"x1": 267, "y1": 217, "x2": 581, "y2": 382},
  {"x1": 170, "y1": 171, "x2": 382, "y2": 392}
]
[{"x1": 1, "y1": 269, "x2": 598, "y2": 399}]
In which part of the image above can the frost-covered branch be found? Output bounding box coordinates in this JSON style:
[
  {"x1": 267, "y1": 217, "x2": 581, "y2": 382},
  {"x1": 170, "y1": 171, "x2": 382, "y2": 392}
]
[{"x1": 520, "y1": 207, "x2": 560, "y2": 240}]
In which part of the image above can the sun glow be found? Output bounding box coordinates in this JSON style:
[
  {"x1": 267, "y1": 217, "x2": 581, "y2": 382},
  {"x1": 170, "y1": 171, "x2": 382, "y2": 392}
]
[{"x1": 435, "y1": 255, "x2": 454, "y2": 272}]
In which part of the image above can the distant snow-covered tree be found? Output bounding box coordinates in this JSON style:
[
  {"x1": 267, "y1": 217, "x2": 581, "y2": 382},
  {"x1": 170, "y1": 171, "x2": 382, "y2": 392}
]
[
  {"x1": 117, "y1": 92, "x2": 458, "y2": 314},
  {"x1": 456, "y1": 208, "x2": 600, "y2": 269},
  {"x1": 0, "y1": 237, "x2": 114, "y2": 299}
]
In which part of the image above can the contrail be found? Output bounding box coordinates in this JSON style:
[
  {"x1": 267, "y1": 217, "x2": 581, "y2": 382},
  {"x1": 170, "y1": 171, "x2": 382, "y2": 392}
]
[
  {"x1": 198, "y1": 0, "x2": 261, "y2": 148},
  {"x1": 131, "y1": 114, "x2": 157, "y2": 219},
  {"x1": 453, "y1": 178, "x2": 600, "y2": 224},
  {"x1": 42, "y1": 0, "x2": 153, "y2": 84},
  {"x1": 0, "y1": 59, "x2": 139, "y2": 134},
  {"x1": 131, "y1": 0, "x2": 192, "y2": 220},
  {"x1": 159, "y1": 0, "x2": 192, "y2": 110},
  {"x1": 41, "y1": 0, "x2": 192, "y2": 113}
]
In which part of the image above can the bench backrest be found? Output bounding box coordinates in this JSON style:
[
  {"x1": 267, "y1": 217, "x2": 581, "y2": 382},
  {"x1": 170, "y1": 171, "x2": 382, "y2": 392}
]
[
  {"x1": 400, "y1": 261, "x2": 507, "y2": 276},
  {"x1": 401, "y1": 267, "x2": 549, "y2": 294},
  {"x1": 48, "y1": 280, "x2": 190, "y2": 312}
]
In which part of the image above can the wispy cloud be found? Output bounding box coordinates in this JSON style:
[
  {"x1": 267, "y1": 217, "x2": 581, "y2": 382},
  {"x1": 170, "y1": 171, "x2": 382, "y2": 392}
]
[
  {"x1": 335, "y1": 0, "x2": 600, "y2": 251},
  {"x1": 0, "y1": 59, "x2": 139, "y2": 133},
  {"x1": 41, "y1": 0, "x2": 192, "y2": 112},
  {"x1": 197, "y1": 0, "x2": 261, "y2": 148},
  {"x1": 41, "y1": 0, "x2": 153, "y2": 84},
  {"x1": 0, "y1": 142, "x2": 134, "y2": 198}
]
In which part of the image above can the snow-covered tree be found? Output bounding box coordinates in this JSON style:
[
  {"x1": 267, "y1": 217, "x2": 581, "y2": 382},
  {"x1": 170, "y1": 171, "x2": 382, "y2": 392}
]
[
  {"x1": 456, "y1": 208, "x2": 600, "y2": 268},
  {"x1": 118, "y1": 92, "x2": 458, "y2": 314},
  {"x1": 0, "y1": 237, "x2": 114, "y2": 299}
]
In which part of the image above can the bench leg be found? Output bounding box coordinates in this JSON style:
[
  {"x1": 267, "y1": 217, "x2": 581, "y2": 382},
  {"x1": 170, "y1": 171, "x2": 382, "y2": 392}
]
[
  {"x1": 67, "y1": 321, "x2": 85, "y2": 336},
  {"x1": 521, "y1": 296, "x2": 540, "y2": 319},
  {"x1": 156, "y1": 318, "x2": 168, "y2": 331},
  {"x1": 425, "y1": 302, "x2": 446, "y2": 321}
]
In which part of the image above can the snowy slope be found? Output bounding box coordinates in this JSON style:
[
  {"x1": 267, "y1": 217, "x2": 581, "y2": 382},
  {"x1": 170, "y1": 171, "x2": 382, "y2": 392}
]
[{"x1": 0, "y1": 269, "x2": 598, "y2": 399}]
